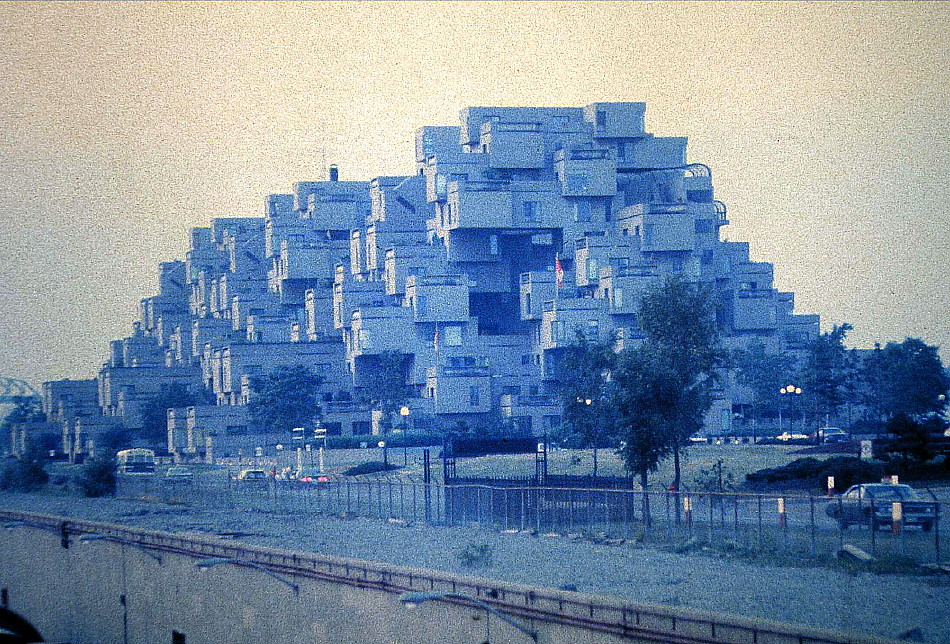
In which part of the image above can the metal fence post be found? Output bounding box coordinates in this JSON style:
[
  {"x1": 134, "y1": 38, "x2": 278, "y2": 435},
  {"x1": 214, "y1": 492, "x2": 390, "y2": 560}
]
[{"x1": 809, "y1": 495, "x2": 817, "y2": 557}]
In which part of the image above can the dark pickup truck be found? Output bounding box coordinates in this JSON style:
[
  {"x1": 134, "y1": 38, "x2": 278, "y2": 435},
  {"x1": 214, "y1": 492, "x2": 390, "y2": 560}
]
[{"x1": 825, "y1": 483, "x2": 938, "y2": 531}]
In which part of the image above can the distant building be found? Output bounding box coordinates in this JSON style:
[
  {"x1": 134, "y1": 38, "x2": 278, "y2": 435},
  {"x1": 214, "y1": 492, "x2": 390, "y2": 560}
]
[{"x1": 50, "y1": 102, "x2": 820, "y2": 458}]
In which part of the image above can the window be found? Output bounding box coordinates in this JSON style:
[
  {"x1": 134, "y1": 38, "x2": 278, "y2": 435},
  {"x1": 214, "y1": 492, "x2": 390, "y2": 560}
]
[
  {"x1": 444, "y1": 325, "x2": 463, "y2": 346},
  {"x1": 614, "y1": 287, "x2": 624, "y2": 308},
  {"x1": 586, "y1": 258, "x2": 599, "y2": 281},
  {"x1": 523, "y1": 201, "x2": 542, "y2": 223},
  {"x1": 521, "y1": 354, "x2": 531, "y2": 365},
  {"x1": 574, "y1": 201, "x2": 592, "y2": 223},
  {"x1": 503, "y1": 385, "x2": 521, "y2": 396},
  {"x1": 550, "y1": 320, "x2": 566, "y2": 342},
  {"x1": 416, "y1": 295, "x2": 427, "y2": 316},
  {"x1": 587, "y1": 320, "x2": 599, "y2": 340},
  {"x1": 358, "y1": 329, "x2": 373, "y2": 350},
  {"x1": 523, "y1": 293, "x2": 531, "y2": 313},
  {"x1": 643, "y1": 224, "x2": 654, "y2": 246},
  {"x1": 596, "y1": 110, "x2": 607, "y2": 131},
  {"x1": 531, "y1": 233, "x2": 552, "y2": 245},
  {"x1": 469, "y1": 386, "x2": 480, "y2": 406},
  {"x1": 616, "y1": 142, "x2": 626, "y2": 160},
  {"x1": 489, "y1": 234, "x2": 498, "y2": 256}
]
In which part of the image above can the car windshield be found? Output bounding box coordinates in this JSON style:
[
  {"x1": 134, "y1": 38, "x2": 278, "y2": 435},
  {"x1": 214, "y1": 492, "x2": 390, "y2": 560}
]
[{"x1": 866, "y1": 485, "x2": 916, "y2": 501}]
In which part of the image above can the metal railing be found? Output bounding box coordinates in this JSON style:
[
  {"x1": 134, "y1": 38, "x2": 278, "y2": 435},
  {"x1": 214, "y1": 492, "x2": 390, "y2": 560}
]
[
  {"x1": 0, "y1": 509, "x2": 895, "y2": 644},
  {"x1": 121, "y1": 475, "x2": 949, "y2": 565}
]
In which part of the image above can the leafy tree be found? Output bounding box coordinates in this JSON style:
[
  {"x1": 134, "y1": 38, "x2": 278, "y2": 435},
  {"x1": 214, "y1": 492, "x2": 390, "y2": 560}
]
[
  {"x1": 634, "y1": 276, "x2": 721, "y2": 492},
  {"x1": 0, "y1": 440, "x2": 49, "y2": 492},
  {"x1": 140, "y1": 383, "x2": 211, "y2": 447},
  {"x1": 802, "y1": 323, "x2": 854, "y2": 428},
  {"x1": 558, "y1": 333, "x2": 616, "y2": 477},
  {"x1": 884, "y1": 412, "x2": 933, "y2": 471},
  {"x1": 359, "y1": 351, "x2": 413, "y2": 434},
  {"x1": 733, "y1": 343, "x2": 799, "y2": 438},
  {"x1": 1, "y1": 396, "x2": 45, "y2": 434},
  {"x1": 613, "y1": 345, "x2": 678, "y2": 524},
  {"x1": 249, "y1": 365, "x2": 325, "y2": 434},
  {"x1": 862, "y1": 338, "x2": 949, "y2": 421},
  {"x1": 77, "y1": 456, "x2": 116, "y2": 497}
]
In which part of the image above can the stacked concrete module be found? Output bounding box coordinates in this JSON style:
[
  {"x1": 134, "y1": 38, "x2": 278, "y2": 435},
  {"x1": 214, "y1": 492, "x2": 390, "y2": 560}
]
[{"x1": 42, "y1": 102, "x2": 819, "y2": 458}]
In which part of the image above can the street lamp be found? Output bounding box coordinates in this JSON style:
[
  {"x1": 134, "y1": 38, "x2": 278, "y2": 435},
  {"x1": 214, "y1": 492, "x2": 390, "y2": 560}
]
[
  {"x1": 400, "y1": 406, "x2": 411, "y2": 465},
  {"x1": 195, "y1": 557, "x2": 299, "y2": 594},
  {"x1": 778, "y1": 385, "x2": 802, "y2": 436},
  {"x1": 398, "y1": 591, "x2": 538, "y2": 643}
]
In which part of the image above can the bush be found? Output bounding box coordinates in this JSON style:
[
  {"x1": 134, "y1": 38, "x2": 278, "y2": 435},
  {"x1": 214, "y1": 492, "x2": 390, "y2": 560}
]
[
  {"x1": 816, "y1": 456, "x2": 884, "y2": 491},
  {"x1": 456, "y1": 542, "x2": 493, "y2": 568},
  {"x1": 76, "y1": 457, "x2": 116, "y2": 497},
  {"x1": 0, "y1": 450, "x2": 49, "y2": 492},
  {"x1": 745, "y1": 456, "x2": 883, "y2": 491},
  {"x1": 324, "y1": 433, "x2": 444, "y2": 450},
  {"x1": 341, "y1": 461, "x2": 401, "y2": 477}
]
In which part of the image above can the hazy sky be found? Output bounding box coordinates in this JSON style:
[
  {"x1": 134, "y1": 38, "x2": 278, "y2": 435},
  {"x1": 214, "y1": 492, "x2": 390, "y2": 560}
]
[{"x1": 1, "y1": 2, "x2": 948, "y2": 389}]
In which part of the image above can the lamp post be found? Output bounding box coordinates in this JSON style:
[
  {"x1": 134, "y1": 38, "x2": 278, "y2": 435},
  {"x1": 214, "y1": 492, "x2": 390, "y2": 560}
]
[
  {"x1": 78, "y1": 533, "x2": 163, "y2": 644},
  {"x1": 195, "y1": 557, "x2": 299, "y2": 594},
  {"x1": 778, "y1": 385, "x2": 802, "y2": 436},
  {"x1": 400, "y1": 405, "x2": 410, "y2": 465},
  {"x1": 398, "y1": 591, "x2": 538, "y2": 643}
]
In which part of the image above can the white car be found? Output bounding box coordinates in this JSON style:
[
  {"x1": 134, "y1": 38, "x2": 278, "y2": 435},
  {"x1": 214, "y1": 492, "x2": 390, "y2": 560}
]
[
  {"x1": 688, "y1": 433, "x2": 708, "y2": 443},
  {"x1": 776, "y1": 431, "x2": 809, "y2": 441},
  {"x1": 165, "y1": 465, "x2": 193, "y2": 479}
]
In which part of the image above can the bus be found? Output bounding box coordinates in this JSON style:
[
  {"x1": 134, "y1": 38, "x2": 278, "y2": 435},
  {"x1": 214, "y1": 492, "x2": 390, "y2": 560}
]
[{"x1": 116, "y1": 448, "x2": 156, "y2": 475}]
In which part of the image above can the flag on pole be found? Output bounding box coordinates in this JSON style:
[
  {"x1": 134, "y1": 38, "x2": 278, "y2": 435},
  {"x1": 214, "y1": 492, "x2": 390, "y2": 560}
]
[
  {"x1": 433, "y1": 323, "x2": 440, "y2": 357},
  {"x1": 555, "y1": 252, "x2": 564, "y2": 288}
]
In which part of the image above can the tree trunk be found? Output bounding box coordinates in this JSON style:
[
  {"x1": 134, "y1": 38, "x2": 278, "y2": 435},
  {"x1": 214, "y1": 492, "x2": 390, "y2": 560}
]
[
  {"x1": 592, "y1": 446, "x2": 598, "y2": 479},
  {"x1": 640, "y1": 470, "x2": 651, "y2": 527},
  {"x1": 673, "y1": 446, "x2": 682, "y2": 524}
]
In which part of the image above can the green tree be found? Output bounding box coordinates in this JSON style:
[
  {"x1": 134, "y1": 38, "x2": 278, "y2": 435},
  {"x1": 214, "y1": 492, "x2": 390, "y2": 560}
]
[
  {"x1": 0, "y1": 439, "x2": 49, "y2": 492},
  {"x1": 1, "y1": 396, "x2": 45, "y2": 434},
  {"x1": 862, "y1": 338, "x2": 949, "y2": 421},
  {"x1": 802, "y1": 323, "x2": 854, "y2": 429},
  {"x1": 77, "y1": 456, "x2": 117, "y2": 497},
  {"x1": 634, "y1": 276, "x2": 721, "y2": 493},
  {"x1": 884, "y1": 412, "x2": 933, "y2": 472},
  {"x1": 613, "y1": 345, "x2": 678, "y2": 524},
  {"x1": 359, "y1": 351, "x2": 412, "y2": 433},
  {"x1": 140, "y1": 383, "x2": 211, "y2": 447},
  {"x1": 733, "y1": 343, "x2": 799, "y2": 439},
  {"x1": 558, "y1": 333, "x2": 616, "y2": 477},
  {"x1": 249, "y1": 365, "x2": 325, "y2": 434}
]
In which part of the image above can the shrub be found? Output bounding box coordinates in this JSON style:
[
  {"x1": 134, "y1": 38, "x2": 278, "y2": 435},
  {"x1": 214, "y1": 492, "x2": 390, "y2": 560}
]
[
  {"x1": 816, "y1": 456, "x2": 883, "y2": 491},
  {"x1": 745, "y1": 456, "x2": 883, "y2": 491},
  {"x1": 341, "y1": 461, "x2": 401, "y2": 476},
  {"x1": 77, "y1": 457, "x2": 117, "y2": 497},
  {"x1": 456, "y1": 542, "x2": 493, "y2": 568},
  {"x1": 0, "y1": 451, "x2": 49, "y2": 492}
]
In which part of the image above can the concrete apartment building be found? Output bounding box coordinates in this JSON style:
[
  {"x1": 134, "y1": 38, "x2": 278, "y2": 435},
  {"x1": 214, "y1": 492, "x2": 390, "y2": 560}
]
[{"x1": 41, "y1": 102, "x2": 818, "y2": 459}]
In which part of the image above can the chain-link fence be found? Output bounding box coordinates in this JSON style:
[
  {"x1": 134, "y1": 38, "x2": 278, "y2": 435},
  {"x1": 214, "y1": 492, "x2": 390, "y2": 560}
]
[{"x1": 121, "y1": 474, "x2": 948, "y2": 564}]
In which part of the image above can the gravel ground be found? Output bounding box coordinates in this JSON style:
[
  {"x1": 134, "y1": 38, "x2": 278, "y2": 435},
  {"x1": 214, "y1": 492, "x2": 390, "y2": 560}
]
[{"x1": 2, "y1": 490, "x2": 948, "y2": 643}]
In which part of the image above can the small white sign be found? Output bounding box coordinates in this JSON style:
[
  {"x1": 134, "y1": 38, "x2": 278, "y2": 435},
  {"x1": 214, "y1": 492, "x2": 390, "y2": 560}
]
[{"x1": 860, "y1": 440, "x2": 873, "y2": 460}]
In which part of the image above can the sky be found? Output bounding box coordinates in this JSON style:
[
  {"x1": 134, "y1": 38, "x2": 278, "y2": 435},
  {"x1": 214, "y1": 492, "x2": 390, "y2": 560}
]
[{"x1": 0, "y1": 1, "x2": 948, "y2": 389}]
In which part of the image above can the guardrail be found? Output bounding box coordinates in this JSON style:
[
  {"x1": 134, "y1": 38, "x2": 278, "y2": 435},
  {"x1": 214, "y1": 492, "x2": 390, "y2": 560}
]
[{"x1": 0, "y1": 509, "x2": 896, "y2": 644}]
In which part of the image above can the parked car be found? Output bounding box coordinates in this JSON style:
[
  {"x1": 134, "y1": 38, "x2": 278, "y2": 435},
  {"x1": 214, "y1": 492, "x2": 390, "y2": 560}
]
[
  {"x1": 236, "y1": 468, "x2": 268, "y2": 482},
  {"x1": 688, "y1": 433, "x2": 709, "y2": 443},
  {"x1": 825, "y1": 483, "x2": 937, "y2": 531},
  {"x1": 164, "y1": 465, "x2": 193, "y2": 480},
  {"x1": 818, "y1": 428, "x2": 849, "y2": 444},
  {"x1": 776, "y1": 431, "x2": 810, "y2": 442}
]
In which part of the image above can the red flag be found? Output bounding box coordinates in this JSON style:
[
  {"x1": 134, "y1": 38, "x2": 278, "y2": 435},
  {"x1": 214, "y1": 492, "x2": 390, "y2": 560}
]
[{"x1": 555, "y1": 253, "x2": 564, "y2": 288}]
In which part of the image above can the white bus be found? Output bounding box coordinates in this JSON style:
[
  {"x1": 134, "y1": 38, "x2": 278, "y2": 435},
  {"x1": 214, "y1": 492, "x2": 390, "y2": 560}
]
[{"x1": 116, "y1": 448, "x2": 156, "y2": 475}]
